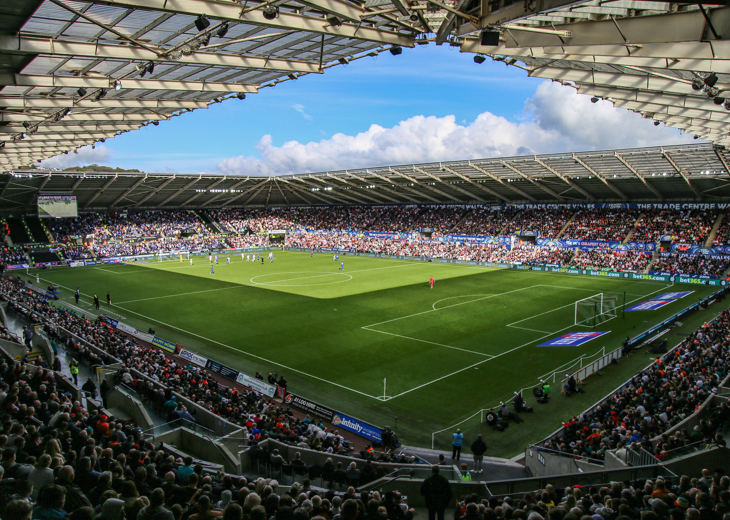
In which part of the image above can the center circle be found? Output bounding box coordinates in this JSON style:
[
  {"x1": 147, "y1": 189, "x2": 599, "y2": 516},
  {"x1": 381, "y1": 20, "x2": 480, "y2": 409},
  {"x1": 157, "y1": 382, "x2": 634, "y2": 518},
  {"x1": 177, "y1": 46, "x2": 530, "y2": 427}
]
[{"x1": 250, "y1": 271, "x2": 353, "y2": 287}]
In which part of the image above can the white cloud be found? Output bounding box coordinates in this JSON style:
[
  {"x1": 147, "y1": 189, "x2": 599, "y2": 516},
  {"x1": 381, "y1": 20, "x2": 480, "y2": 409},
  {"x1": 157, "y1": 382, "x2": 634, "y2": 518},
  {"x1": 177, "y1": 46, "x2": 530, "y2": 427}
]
[
  {"x1": 216, "y1": 81, "x2": 693, "y2": 176},
  {"x1": 292, "y1": 103, "x2": 312, "y2": 121},
  {"x1": 41, "y1": 145, "x2": 113, "y2": 169}
]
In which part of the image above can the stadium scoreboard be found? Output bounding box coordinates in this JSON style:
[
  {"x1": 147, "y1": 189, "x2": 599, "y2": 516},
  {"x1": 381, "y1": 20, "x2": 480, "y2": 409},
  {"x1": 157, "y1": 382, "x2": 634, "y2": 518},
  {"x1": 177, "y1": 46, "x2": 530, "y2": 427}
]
[{"x1": 38, "y1": 195, "x2": 78, "y2": 218}]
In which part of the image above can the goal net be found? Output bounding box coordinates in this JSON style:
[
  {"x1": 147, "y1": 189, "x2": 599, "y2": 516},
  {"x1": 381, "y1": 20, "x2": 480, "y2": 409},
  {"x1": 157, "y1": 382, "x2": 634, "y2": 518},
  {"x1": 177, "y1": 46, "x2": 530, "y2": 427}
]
[
  {"x1": 575, "y1": 293, "x2": 618, "y2": 327},
  {"x1": 157, "y1": 251, "x2": 189, "y2": 262}
]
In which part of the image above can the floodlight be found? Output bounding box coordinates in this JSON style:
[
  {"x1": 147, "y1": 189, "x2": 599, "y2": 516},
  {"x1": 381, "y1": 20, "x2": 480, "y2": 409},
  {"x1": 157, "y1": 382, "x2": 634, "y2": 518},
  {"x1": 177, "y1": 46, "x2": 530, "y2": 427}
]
[
  {"x1": 22, "y1": 122, "x2": 30, "y2": 129},
  {"x1": 338, "y1": 57, "x2": 349, "y2": 65},
  {"x1": 262, "y1": 5, "x2": 279, "y2": 19},
  {"x1": 0, "y1": 142, "x2": 4, "y2": 149},
  {"x1": 654, "y1": 121, "x2": 660, "y2": 126},
  {"x1": 288, "y1": 74, "x2": 297, "y2": 80},
  {"x1": 19, "y1": 133, "x2": 25, "y2": 139},
  {"x1": 152, "y1": 121, "x2": 159, "y2": 126},
  {"x1": 706, "y1": 87, "x2": 720, "y2": 99},
  {"x1": 705, "y1": 73, "x2": 718, "y2": 88},
  {"x1": 694, "y1": 135, "x2": 699, "y2": 139},
  {"x1": 195, "y1": 14, "x2": 210, "y2": 32},
  {"x1": 723, "y1": 99, "x2": 730, "y2": 110},
  {"x1": 236, "y1": 92, "x2": 246, "y2": 100},
  {"x1": 100, "y1": 138, "x2": 106, "y2": 142},
  {"x1": 473, "y1": 55, "x2": 486, "y2": 64},
  {"x1": 327, "y1": 15, "x2": 342, "y2": 26},
  {"x1": 217, "y1": 23, "x2": 229, "y2": 38},
  {"x1": 389, "y1": 46, "x2": 403, "y2": 55},
  {"x1": 146, "y1": 62, "x2": 155, "y2": 75},
  {"x1": 692, "y1": 78, "x2": 704, "y2": 91},
  {"x1": 77, "y1": 87, "x2": 87, "y2": 97},
  {"x1": 410, "y1": 14, "x2": 418, "y2": 21},
  {"x1": 113, "y1": 80, "x2": 122, "y2": 91},
  {"x1": 94, "y1": 88, "x2": 107, "y2": 101},
  {"x1": 591, "y1": 96, "x2": 599, "y2": 103},
  {"x1": 715, "y1": 96, "x2": 725, "y2": 105}
]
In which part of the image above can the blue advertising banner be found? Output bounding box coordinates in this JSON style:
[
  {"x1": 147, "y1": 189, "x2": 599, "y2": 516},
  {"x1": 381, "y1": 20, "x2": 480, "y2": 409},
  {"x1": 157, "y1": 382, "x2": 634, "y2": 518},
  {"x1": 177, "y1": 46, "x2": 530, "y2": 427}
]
[
  {"x1": 151, "y1": 336, "x2": 177, "y2": 353},
  {"x1": 626, "y1": 300, "x2": 676, "y2": 311},
  {"x1": 539, "y1": 331, "x2": 610, "y2": 347},
  {"x1": 332, "y1": 412, "x2": 383, "y2": 443},
  {"x1": 652, "y1": 291, "x2": 694, "y2": 300},
  {"x1": 205, "y1": 359, "x2": 239, "y2": 381}
]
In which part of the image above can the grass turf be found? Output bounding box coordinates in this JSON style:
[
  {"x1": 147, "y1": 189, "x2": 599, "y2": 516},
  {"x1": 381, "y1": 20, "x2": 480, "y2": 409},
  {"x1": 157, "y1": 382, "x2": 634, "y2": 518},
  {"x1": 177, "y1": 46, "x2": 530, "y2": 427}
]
[{"x1": 23, "y1": 250, "x2": 723, "y2": 456}]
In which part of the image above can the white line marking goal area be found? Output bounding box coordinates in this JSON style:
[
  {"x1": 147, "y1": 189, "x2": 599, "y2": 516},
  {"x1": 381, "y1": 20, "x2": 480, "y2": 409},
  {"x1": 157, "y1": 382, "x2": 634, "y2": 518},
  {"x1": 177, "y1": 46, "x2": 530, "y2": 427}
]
[{"x1": 361, "y1": 282, "x2": 672, "y2": 401}]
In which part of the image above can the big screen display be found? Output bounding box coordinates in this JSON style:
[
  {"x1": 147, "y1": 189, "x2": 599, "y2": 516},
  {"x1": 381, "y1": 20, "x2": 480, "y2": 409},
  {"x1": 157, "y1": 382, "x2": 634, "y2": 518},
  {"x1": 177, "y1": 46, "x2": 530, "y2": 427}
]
[{"x1": 38, "y1": 195, "x2": 78, "y2": 218}]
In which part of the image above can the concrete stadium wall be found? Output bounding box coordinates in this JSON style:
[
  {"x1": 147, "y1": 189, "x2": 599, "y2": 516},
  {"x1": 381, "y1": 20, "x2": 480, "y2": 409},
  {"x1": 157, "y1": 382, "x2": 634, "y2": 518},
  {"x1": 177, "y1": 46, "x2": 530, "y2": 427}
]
[{"x1": 155, "y1": 427, "x2": 241, "y2": 474}]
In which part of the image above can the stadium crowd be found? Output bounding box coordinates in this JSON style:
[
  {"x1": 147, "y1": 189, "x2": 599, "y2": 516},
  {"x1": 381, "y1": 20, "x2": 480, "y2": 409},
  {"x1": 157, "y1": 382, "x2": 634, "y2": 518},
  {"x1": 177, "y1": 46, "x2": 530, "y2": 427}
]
[
  {"x1": 633, "y1": 210, "x2": 717, "y2": 245},
  {"x1": 49, "y1": 211, "x2": 208, "y2": 240},
  {"x1": 451, "y1": 208, "x2": 518, "y2": 237},
  {"x1": 543, "y1": 307, "x2": 730, "y2": 463},
  {"x1": 651, "y1": 255, "x2": 730, "y2": 278},
  {"x1": 570, "y1": 250, "x2": 652, "y2": 272},
  {"x1": 562, "y1": 210, "x2": 642, "y2": 242},
  {"x1": 0, "y1": 249, "x2": 29, "y2": 266},
  {"x1": 503, "y1": 209, "x2": 573, "y2": 239}
]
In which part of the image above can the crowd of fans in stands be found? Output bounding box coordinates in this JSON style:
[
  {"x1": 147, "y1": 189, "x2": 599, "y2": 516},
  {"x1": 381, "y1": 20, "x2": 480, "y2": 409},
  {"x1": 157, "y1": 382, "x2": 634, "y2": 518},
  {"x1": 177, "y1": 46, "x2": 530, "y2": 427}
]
[
  {"x1": 545, "y1": 307, "x2": 730, "y2": 463},
  {"x1": 651, "y1": 255, "x2": 730, "y2": 278},
  {"x1": 503, "y1": 209, "x2": 573, "y2": 239},
  {"x1": 562, "y1": 210, "x2": 642, "y2": 242},
  {"x1": 633, "y1": 210, "x2": 717, "y2": 245},
  {"x1": 451, "y1": 208, "x2": 518, "y2": 237},
  {"x1": 570, "y1": 250, "x2": 652, "y2": 272},
  {"x1": 0, "y1": 250, "x2": 29, "y2": 266},
  {"x1": 59, "y1": 237, "x2": 228, "y2": 260},
  {"x1": 50, "y1": 211, "x2": 208, "y2": 240}
]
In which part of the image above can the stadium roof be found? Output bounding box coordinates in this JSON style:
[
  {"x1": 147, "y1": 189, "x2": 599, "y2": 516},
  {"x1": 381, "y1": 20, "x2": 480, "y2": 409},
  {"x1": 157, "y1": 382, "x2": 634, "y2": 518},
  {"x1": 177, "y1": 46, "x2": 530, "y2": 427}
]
[
  {"x1": 1, "y1": 0, "x2": 729, "y2": 171},
  {"x1": 3, "y1": 143, "x2": 730, "y2": 211}
]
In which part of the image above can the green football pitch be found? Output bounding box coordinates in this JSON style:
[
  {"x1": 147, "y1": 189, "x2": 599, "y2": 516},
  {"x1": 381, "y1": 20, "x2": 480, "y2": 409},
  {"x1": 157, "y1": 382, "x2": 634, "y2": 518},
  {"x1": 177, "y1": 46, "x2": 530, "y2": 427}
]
[{"x1": 23, "y1": 250, "x2": 722, "y2": 455}]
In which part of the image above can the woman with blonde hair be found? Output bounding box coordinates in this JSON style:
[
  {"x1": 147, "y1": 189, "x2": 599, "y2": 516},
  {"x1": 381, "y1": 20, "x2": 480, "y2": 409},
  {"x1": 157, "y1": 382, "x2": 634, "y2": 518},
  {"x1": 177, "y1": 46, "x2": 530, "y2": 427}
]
[{"x1": 44, "y1": 439, "x2": 64, "y2": 463}]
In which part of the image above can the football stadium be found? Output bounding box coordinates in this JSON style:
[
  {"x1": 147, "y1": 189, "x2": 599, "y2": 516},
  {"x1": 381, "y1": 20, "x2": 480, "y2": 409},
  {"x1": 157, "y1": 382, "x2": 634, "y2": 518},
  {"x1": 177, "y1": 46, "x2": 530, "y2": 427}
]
[{"x1": 1, "y1": 0, "x2": 730, "y2": 519}]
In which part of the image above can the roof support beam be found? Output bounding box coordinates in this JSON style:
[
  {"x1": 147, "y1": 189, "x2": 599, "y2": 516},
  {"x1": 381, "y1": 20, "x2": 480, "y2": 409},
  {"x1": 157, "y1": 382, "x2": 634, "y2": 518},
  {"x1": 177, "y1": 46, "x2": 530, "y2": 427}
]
[
  {"x1": 83, "y1": 174, "x2": 118, "y2": 208},
  {"x1": 218, "y1": 178, "x2": 271, "y2": 207},
  {"x1": 111, "y1": 176, "x2": 148, "y2": 207},
  {"x1": 614, "y1": 152, "x2": 664, "y2": 200},
  {"x1": 200, "y1": 178, "x2": 249, "y2": 207},
  {"x1": 0, "y1": 74, "x2": 259, "y2": 94},
  {"x1": 662, "y1": 148, "x2": 702, "y2": 200},
  {"x1": 346, "y1": 172, "x2": 406, "y2": 204},
  {"x1": 178, "y1": 177, "x2": 227, "y2": 207},
  {"x1": 0, "y1": 96, "x2": 208, "y2": 110},
  {"x1": 298, "y1": 176, "x2": 362, "y2": 205},
  {"x1": 381, "y1": 168, "x2": 450, "y2": 203},
  {"x1": 157, "y1": 177, "x2": 201, "y2": 206},
  {"x1": 572, "y1": 155, "x2": 629, "y2": 200},
  {"x1": 134, "y1": 177, "x2": 177, "y2": 207},
  {"x1": 501, "y1": 160, "x2": 565, "y2": 200},
  {"x1": 0, "y1": 36, "x2": 325, "y2": 75},
  {"x1": 413, "y1": 167, "x2": 478, "y2": 202},
  {"x1": 0, "y1": 112, "x2": 170, "y2": 123},
  {"x1": 534, "y1": 158, "x2": 595, "y2": 200},
  {"x1": 326, "y1": 174, "x2": 392, "y2": 205},
  {"x1": 85, "y1": 0, "x2": 412, "y2": 46},
  {"x1": 466, "y1": 162, "x2": 536, "y2": 201},
  {"x1": 368, "y1": 172, "x2": 432, "y2": 204}
]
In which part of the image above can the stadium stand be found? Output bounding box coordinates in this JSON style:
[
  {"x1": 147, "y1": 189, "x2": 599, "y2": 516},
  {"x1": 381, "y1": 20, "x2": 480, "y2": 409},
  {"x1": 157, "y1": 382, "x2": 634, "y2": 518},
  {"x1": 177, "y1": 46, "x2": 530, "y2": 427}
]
[
  {"x1": 561, "y1": 210, "x2": 643, "y2": 242},
  {"x1": 29, "y1": 206, "x2": 730, "y2": 279},
  {"x1": 633, "y1": 210, "x2": 718, "y2": 245}
]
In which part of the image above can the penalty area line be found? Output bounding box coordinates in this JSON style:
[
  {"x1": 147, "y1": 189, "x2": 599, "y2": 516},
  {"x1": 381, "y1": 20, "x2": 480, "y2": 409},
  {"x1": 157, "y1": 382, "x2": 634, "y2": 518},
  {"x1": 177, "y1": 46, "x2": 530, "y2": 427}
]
[
  {"x1": 362, "y1": 327, "x2": 493, "y2": 357},
  {"x1": 381, "y1": 280, "x2": 674, "y2": 402}
]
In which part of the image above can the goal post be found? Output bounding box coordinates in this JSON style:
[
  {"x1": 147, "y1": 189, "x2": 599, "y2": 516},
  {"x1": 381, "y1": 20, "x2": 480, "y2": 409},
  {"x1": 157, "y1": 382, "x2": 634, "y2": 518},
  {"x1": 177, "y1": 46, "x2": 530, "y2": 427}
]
[
  {"x1": 575, "y1": 293, "x2": 618, "y2": 327},
  {"x1": 156, "y1": 251, "x2": 189, "y2": 262}
]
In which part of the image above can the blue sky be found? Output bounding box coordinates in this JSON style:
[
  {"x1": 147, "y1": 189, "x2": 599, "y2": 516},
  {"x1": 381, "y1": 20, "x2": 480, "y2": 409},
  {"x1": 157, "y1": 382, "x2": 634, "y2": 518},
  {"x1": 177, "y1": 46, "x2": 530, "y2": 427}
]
[{"x1": 43, "y1": 45, "x2": 692, "y2": 174}]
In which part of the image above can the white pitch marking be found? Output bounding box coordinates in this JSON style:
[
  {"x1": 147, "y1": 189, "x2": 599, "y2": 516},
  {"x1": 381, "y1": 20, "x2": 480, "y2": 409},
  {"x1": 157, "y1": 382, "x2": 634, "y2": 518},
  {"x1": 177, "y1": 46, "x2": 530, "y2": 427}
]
[
  {"x1": 361, "y1": 327, "x2": 493, "y2": 357},
  {"x1": 380, "y1": 281, "x2": 674, "y2": 401}
]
